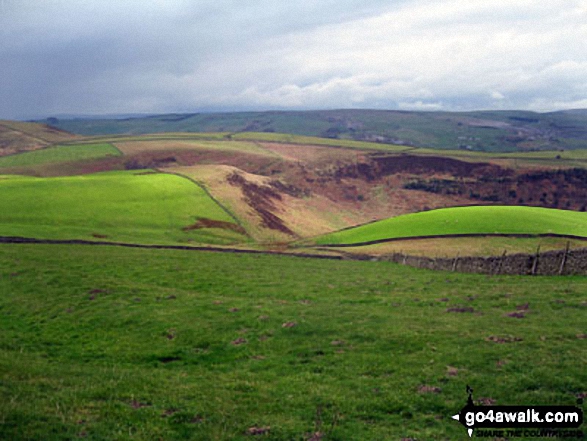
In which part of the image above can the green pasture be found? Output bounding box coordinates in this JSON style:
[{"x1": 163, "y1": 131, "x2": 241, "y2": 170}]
[
  {"x1": 412, "y1": 147, "x2": 587, "y2": 164},
  {"x1": 0, "y1": 143, "x2": 121, "y2": 168},
  {"x1": 85, "y1": 132, "x2": 410, "y2": 153},
  {"x1": 0, "y1": 244, "x2": 585, "y2": 440},
  {"x1": 315, "y1": 206, "x2": 587, "y2": 246},
  {"x1": 0, "y1": 170, "x2": 246, "y2": 245},
  {"x1": 73, "y1": 132, "x2": 231, "y2": 144},
  {"x1": 231, "y1": 132, "x2": 411, "y2": 152},
  {"x1": 187, "y1": 139, "x2": 276, "y2": 155}
]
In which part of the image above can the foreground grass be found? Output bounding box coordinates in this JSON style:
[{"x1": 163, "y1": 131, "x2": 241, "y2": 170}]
[
  {"x1": 0, "y1": 170, "x2": 246, "y2": 245},
  {"x1": 0, "y1": 244, "x2": 585, "y2": 440},
  {"x1": 315, "y1": 206, "x2": 587, "y2": 246}
]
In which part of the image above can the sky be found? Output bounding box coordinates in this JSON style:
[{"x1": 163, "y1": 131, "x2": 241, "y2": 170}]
[{"x1": 1, "y1": 0, "x2": 587, "y2": 119}]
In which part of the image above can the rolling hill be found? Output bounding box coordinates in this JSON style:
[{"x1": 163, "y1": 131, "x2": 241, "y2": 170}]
[
  {"x1": 0, "y1": 120, "x2": 79, "y2": 156},
  {"x1": 1, "y1": 119, "x2": 586, "y2": 258},
  {"x1": 0, "y1": 170, "x2": 247, "y2": 245},
  {"x1": 38, "y1": 108, "x2": 587, "y2": 152},
  {"x1": 314, "y1": 206, "x2": 587, "y2": 246}
]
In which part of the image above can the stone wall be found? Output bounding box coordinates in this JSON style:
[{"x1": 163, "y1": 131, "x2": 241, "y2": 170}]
[{"x1": 377, "y1": 247, "x2": 587, "y2": 276}]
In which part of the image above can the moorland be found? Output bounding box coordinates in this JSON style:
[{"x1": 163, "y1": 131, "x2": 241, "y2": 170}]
[{"x1": 0, "y1": 111, "x2": 586, "y2": 439}]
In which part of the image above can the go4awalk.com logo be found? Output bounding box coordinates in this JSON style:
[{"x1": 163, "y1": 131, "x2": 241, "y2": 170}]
[{"x1": 451, "y1": 386, "x2": 584, "y2": 438}]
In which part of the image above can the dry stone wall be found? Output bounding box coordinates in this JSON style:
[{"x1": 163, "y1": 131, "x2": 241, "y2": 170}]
[{"x1": 377, "y1": 247, "x2": 587, "y2": 275}]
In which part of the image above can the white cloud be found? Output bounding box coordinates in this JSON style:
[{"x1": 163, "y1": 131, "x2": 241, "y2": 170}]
[
  {"x1": 183, "y1": 0, "x2": 587, "y2": 112},
  {"x1": 490, "y1": 91, "x2": 505, "y2": 100},
  {"x1": 398, "y1": 100, "x2": 444, "y2": 111}
]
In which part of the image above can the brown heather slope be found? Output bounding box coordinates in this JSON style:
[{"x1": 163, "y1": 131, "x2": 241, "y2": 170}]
[
  {"x1": 2, "y1": 130, "x2": 586, "y2": 249},
  {"x1": 165, "y1": 165, "x2": 354, "y2": 243},
  {"x1": 0, "y1": 120, "x2": 79, "y2": 156}
]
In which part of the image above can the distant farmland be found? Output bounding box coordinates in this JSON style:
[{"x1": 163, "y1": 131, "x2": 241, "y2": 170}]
[
  {"x1": 39, "y1": 108, "x2": 587, "y2": 153},
  {"x1": 0, "y1": 143, "x2": 121, "y2": 168}
]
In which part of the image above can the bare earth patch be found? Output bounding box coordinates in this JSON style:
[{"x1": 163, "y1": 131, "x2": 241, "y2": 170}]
[
  {"x1": 506, "y1": 311, "x2": 526, "y2": 318},
  {"x1": 446, "y1": 306, "x2": 475, "y2": 313},
  {"x1": 418, "y1": 385, "x2": 442, "y2": 394},
  {"x1": 246, "y1": 426, "x2": 270, "y2": 436},
  {"x1": 486, "y1": 335, "x2": 523, "y2": 343},
  {"x1": 182, "y1": 217, "x2": 246, "y2": 235}
]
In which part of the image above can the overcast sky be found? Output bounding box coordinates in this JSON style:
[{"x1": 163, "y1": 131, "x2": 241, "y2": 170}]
[{"x1": 1, "y1": 0, "x2": 587, "y2": 119}]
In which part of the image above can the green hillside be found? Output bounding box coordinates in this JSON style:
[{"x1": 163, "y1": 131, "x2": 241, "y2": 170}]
[
  {"x1": 0, "y1": 171, "x2": 247, "y2": 245},
  {"x1": 39, "y1": 109, "x2": 587, "y2": 152},
  {"x1": 315, "y1": 206, "x2": 587, "y2": 246},
  {"x1": 0, "y1": 143, "x2": 121, "y2": 168}
]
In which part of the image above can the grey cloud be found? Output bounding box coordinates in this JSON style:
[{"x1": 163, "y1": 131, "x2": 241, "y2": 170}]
[{"x1": 1, "y1": 0, "x2": 586, "y2": 118}]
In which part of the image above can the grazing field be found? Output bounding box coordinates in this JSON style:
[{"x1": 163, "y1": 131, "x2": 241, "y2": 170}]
[
  {"x1": 0, "y1": 143, "x2": 121, "y2": 168},
  {"x1": 315, "y1": 206, "x2": 587, "y2": 246},
  {"x1": 231, "y1": 132, "x2": 411, "y2": 153},
  {"x1": 0, "y1": 170, "x2": 247, "y2": 245},
  {"x1": 332, "y1": 236, "x2": 587, "y2": 258},
  {"x1": 113, "y1": 139, "x2": 277, "y2": 158},
  {"x1": 0, "y1": 244, "x2": 585, "y2": 440}
]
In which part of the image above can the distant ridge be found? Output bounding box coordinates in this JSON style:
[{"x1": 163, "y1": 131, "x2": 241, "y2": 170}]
[{"x1": 37, "y1": 108, "x2": 587, "y2": 152}]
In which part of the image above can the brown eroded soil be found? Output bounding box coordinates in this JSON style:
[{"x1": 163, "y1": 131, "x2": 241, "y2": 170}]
[
  {"x1": 0, "y1": 121, "x2": 79, "y2": 156},
  {"x1": 182, "y1": 217, "x2": 247, "y2": 236}
]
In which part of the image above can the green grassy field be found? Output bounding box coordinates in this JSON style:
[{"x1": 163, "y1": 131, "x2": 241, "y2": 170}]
[
  {"x1": 333, "y1": 236, "x2": 587, "y2": 258},
  {"x1": 0, "y1": 170, "x2": 247, "y2": 245},
  {"x1": 0, "y1": 244, "x2": 585, "y2": 440},
  {"x1": 113, "y1": 139, "x2": 278, "y2": 157},
  {"x1": 68, "y1": 132, "x2": 411, "y2": 154},
  {"x1": 231, "y1": 132, "x2": 411, "y2": 152},
  {"x1": 315, "y1": 206, "x2": 587, "y2": 246},
  {"x1": 0, "y1": 143, "x2": 121, "y2": 168}
]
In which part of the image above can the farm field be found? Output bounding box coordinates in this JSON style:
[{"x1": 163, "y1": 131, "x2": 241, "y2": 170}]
[
  {"x1": 66, "y1": 131, "x2": 587, "y2": 165},
  {"x1": 0, "y1": 170, "x2": 247, "y2": 246},
  {"x1": 0, "y1": 123, "x2": 585, "y2": 253},
  {"x1": 329, "y1": 236, "x2": 587, "y2": 258},
  {"x1": 314, "y1": 206, "x2": 587, "y2": 246},
  {"x1": 113, "y1": 139, "x2": 278, "y2": 158},
  {"x1": 0, "y1": 143, "x2": 121, "y2": 168},
  {"x1": 1, "y1": 244, "x2": 586, "y2": 440}
]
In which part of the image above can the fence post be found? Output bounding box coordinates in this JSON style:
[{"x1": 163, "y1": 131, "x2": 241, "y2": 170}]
[
  {"x1": 495, "y1": 249, "x2": 507, "y2": 275},
  {"x1": 558, "y1": 241, "x2": 570, "y2": 275},
  {"x1": 452, "y1": 253, "x2": 459, "y2": 272},
  {"x1": 531, "y1": 245, "x2": 541, "y2": 275}
]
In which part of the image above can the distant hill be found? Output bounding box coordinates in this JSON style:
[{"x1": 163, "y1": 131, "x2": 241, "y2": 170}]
[
  {"x1": 37, "y1": 109, "x2": 587, "y2": 152},
  {"x1": 0, "y1": 120, "x2": 79, "y2": 156}
]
